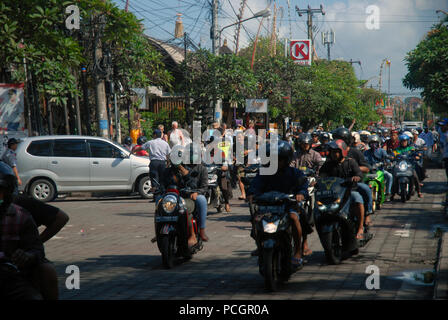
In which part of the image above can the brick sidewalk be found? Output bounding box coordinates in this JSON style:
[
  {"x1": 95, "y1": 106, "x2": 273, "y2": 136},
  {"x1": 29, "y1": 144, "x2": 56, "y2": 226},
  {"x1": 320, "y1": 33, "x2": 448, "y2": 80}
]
[{"x1": 44, "y1": 169, "x2": 448, "y2": 300}]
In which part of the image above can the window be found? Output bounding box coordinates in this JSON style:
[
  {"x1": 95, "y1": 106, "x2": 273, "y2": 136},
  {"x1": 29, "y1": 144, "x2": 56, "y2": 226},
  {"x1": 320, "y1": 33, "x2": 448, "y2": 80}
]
[
  {"x1": 27, "y1": 140, "x2": 52, "y2": 157},
  {"x1": 88, "y1": 140, "x2": 121, "y2": 158},
  {"x1": 52, "y1": 139, "x2": 88, "y2": 158}
]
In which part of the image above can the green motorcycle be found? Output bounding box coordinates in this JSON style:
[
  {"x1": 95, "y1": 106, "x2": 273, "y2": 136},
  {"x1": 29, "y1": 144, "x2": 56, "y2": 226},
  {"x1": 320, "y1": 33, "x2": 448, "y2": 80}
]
[{"x1": 363, "y1": 162, "x2": 386, "y2": 211}]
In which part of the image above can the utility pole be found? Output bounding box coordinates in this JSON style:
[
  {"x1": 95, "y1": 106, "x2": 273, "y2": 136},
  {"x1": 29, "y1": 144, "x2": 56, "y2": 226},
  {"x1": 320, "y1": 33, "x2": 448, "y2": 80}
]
[
  {"x1": 296, "y1": 4, "x2": 325, "y2": 62},
  {"x1": 234, "y1": 0, "x2": 247, "y2": 55},
  {"x1": 211, "y1": 0, "x2": 219, "y2": 55},
  {"x1": 93, "y1": 12, "x2": 109, "y2": 138},
  {"x1": 321, "y1": 29, "x2": 335, "y2": 61}
]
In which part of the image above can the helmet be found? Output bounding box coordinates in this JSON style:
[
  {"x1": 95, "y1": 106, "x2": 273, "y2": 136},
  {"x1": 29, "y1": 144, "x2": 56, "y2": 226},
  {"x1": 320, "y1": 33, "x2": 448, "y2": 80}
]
[
  {"x1": 298, "y1": 133, "x2": 312, "y2": 145},
  {"x1": 359, "y1": 130, "x2": 371, "y2": 143},
  {"x1": 124, "y1": 136, "x2": 132, "y2": 146},
  {"x1": 137, "y1": 136, "x2": 147, "y2": 146},
  {"x1": 399, "y1": 134, "x2": 411, "y2": 142},
  {"x1": 328, "y1": 139, "x2": 349, "y2": 158},
  {"x1": 264, "y1": 140, "x2": 294, "y2": 163},
  {"x1": 403, "y1": 131, "x2": 413, "y2": 139},
  {"x1": 370, "y1": 128, "x2": 378, "y2": 134},
  {"x1": 332, "y1": 127, "x2": 351, "y2": 145},
  {"x1": 368, "y1": 135, "x2": 381, "y2": 144},
  {"x1": 311, "y1": 131, "x2": 320, "y2": 137},
  {"x1": 319, "y1": 132, "x2": 330, "y2": 143},
  {"x1": 411, "y1": 129, "x2": 419, "y2": 135},
  {"x1": 7, "y1": 138, "x2": 19, "y2": 148},
  {"x1": 352, "y1": 132, "x2": 361, "y2": 144},
  {"x1": 0, "y1": 162, "x2": 17, "y2": 210},
  {"x1": 382, "y1": 128, "x2": 390, "y2": 135}
]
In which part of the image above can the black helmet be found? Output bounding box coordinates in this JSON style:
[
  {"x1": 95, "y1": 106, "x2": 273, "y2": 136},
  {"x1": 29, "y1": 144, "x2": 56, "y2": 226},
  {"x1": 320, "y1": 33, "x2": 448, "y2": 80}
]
[
  {"x1": 332, "y1": 127, "x2": 351, "y2": 145},
  {"x1": 264, "y1": 140, "x2": 293, "y2": 163},
  {"x1": 298, "y1": 133, "x2": 312, "y2": 144},
  {"x1": 319, "y1": 132, "x2": 330, "y2": 143},
  {"x1": 311, "y1": 131, "x2": 320, "y2": 137},
  {"x1": 7, "y1": 138, "x2": 19, "y2": 148},
  {"x1": 124, "y1": 136, "x2": 132, "y2": 146},
  {"x1": 137, "y1": 136, "x2": 147, "y2": 146},
  {"x1": 368, "y1": 135, "x2": 381, "y2": 144},
  {"x1": 0, "y1": 162, "x2": 17, "y2": 211}
]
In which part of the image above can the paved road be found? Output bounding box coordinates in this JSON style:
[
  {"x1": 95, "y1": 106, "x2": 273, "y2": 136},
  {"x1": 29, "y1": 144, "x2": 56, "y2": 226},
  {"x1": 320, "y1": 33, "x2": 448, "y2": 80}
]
[{"x1": 44, "y1": 168, "x2": 448, "y2": 300}]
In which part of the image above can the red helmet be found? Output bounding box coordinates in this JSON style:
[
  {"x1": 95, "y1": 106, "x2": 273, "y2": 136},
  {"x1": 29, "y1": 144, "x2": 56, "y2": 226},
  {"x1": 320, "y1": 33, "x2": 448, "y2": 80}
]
[{"x1": 328, "y1": 139, "x2": 349, "y2": 158}]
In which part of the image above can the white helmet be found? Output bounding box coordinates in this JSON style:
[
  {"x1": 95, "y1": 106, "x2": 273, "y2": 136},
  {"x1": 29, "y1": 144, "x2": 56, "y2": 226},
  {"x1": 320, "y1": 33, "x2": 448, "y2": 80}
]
[
  {"x1": 403, "y1": 131, "x2": 413, "y2": 139},
  {"x1": 351, "y1": 132, "x2": 361, "y2": 144}
]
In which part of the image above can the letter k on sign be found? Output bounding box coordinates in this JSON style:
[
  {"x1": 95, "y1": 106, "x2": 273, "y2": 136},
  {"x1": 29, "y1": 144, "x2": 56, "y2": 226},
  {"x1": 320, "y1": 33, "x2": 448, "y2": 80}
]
[{"x1": 290, "y1": 40, "x2": 311, "y2": 65}]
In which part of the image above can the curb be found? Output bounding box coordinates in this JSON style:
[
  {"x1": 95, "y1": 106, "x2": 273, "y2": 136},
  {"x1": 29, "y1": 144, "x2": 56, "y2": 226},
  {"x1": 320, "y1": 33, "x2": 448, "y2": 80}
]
[{"x1": 434, "y1": 233, "x2": 448, "y2": 299}]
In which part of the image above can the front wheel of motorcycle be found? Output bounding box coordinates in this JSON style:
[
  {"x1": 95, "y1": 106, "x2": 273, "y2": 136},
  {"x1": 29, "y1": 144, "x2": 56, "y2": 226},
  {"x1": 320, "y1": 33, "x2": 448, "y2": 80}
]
[
  {"x1": 400, "y1": 184, "x2": 407, "y2": 203},
  {"x1": 160, "y1": 235, "x2": 175, "y2": 269},
  {"x1": 321, "y1": 230, "x2": 342, "y2": 265},
  {"x1": 263, "y1": 249, "x2": 278, "y2": 292}
]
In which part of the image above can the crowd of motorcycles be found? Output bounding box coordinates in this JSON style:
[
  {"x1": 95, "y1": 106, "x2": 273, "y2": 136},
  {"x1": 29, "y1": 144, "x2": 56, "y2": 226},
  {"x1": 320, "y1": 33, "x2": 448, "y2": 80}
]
[{"x1": 152, "y1": 128, "x2": 428, "y2": 291}]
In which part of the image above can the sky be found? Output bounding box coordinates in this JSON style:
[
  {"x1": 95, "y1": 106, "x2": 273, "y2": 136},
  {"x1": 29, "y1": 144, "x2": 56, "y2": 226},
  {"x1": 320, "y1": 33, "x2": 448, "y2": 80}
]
[{"x1": 114, "y1": 0, "x2": 447, "y2": 98}]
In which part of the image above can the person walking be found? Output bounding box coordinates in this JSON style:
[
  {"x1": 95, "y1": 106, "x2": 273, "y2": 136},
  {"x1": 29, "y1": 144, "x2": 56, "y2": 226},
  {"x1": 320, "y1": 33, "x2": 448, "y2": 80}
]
[
  {"x1": 133, "y1": 129, "x2": 171, "y2": 191},
  {"x1": 1, "y1": 138, "x2": 21, "y2": 186},
  {"x1": 168, "y1": 121, "x2": 185, "y2": 148}
]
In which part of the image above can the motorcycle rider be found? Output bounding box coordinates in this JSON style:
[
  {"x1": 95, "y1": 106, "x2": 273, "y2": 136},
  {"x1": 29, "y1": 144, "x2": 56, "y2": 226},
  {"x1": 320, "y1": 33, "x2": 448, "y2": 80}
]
[
  {"x1": 292, "y1": 133, "x2": 322, "y2": 256},
  {"x1": 293, "y1": 133, "x2": 323, "y2": 173},
  {"x1": 122, "y1": 136, "x2": 133, "y2": 152},
  {"x1": 391, "y1": 134, "x2": 423, "y2": 199},
  {"x1": 364, "y1": 135, "x2": 394, "y2": 201},
  {"x1": 248, "y1": 140, "x2": 308, "y2": 269},
  {"x1": 311, "y1": 131, "x2": 321, "y2": 148},
  {"x1": 385, "y1": 129, "x2": 400, "y2": 153},
  {"x1": 333, "y1": 128, "x2": 374, "y2": 225},
  {"x1": 162, "y1": 143, "x2": 209, "y2": 247},
  {"x1": 132, "y1": 136, "x2": 149, "y2": 157},
  {"x1": 313, "y1": 132, "x2": 331, "y2": 160},
  {"x1": 319, "y1": 139, "x2": 366, "y2": 240},
  {"x1": 0, "y1": 163, "x2": 45, "y2": 299}
]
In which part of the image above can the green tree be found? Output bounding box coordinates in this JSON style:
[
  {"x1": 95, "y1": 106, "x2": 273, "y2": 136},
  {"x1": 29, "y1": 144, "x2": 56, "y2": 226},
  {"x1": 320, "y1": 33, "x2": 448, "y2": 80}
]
[{"x1": 403, "y1": 16, "x2": 448, "y2": 114}]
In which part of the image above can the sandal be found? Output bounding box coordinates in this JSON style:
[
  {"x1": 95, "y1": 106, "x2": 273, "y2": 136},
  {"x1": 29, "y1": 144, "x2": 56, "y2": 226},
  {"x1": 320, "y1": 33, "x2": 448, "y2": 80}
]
[
  {"x1": 291, "y1": 257, "x2": 304, "y2": 270},
  {"x1": 356, "y1": 232, "x2": 364, "y2": 240},
  {"x1": 238, "y1": 196, "x2": 246, "y2": 200}
]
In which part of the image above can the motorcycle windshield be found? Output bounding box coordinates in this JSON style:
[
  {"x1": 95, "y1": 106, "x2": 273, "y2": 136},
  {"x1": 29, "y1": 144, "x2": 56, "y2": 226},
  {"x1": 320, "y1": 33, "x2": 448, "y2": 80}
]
[{"x1": 315, "y1": 177, "x2": 346, "y2": 204}]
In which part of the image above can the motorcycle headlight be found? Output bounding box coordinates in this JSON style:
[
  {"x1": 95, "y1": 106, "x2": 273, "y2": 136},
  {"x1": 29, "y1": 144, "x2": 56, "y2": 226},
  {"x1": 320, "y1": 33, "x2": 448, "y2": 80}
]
[
  {"x1": 317, "y1": 201, "x2": 327, "y2": 212},
  {"x1": 329, "y1": 199, "x2": 341, "y2": 211},
  {"x1": 208, "y1": 174, "x2": 218, "y2": 182},
  {"x1": 399, "y1": 161, "x2": 408, "y2": 172},
  {"x1": 262, "y1": 220, "x2": 279, "y2": 233},
  {"x1": 162, "y1": 195, "x2": 178, "y2": 214}
]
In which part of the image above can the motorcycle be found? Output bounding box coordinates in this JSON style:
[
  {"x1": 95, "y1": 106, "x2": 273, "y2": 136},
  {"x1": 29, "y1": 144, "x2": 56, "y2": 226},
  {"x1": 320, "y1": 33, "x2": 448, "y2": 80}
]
[
  {"x1": 205, "y1": 164, "x2": 225, "y2": 213},
  {"x1": 297, "y1": 166, "x2": 318, "y2": 230},
  {"x1": 391, "y1": 154, "x2": 416, "y2": 203},
  {"x1": 314, "y1": 177, "x2": 373, "y2": 265},
  {"x1": 363, "y1": 162, "x2": 386, "y2": 211},
  {"x1": 153, "y1": 186, "x2": 204, "y2": 268},
  {"x1": 240, "y1": 163, "x2": 260, "y2": 218},
  {"x1": 253, "y1": 191, "x2": 301, "y2": 291}
]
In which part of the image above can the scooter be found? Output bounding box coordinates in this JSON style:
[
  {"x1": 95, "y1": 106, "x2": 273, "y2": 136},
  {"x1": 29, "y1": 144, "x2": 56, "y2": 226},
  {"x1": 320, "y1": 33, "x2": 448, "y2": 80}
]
[
  {"x1": 153, "y1": 186, "x2": 204, "y2": 269},
  {"x1": 314, "y1": 177, "x2": 373, "y2": 265},
  {"x1": 253, "y1": 191, "x2": 300, "y2": 291},
  {"x1": 363, "y1": 162, "x2": 386, "y2": 211},
  {"x1": 205, "y1": 164, "x2": 225, "y2": 213},
  {"x1": 391, "y1": 154, "x2": 416, "y2": 203}
]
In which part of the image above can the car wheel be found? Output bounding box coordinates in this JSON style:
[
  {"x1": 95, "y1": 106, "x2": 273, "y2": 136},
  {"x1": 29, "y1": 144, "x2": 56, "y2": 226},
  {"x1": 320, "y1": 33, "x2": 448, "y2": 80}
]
[
  {"x1": 29, "y1": 179, "x2": 56, "y2": 202},
  {"x1": 138, "y1": 175, "x2": 152, "y2": 199}
]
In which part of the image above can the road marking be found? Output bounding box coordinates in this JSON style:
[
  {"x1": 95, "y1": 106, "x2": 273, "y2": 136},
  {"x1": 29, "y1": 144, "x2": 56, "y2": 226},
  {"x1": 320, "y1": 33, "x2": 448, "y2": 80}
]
[
  {"x1": 394, "y1": 223, "x2": 411, "y2": 238},
  {"x1": 232, "y1": 235, "x2": 249, "y2": 238},
  {"x1": 50, "y1": 236, "x2": 64, "y2": 240}
]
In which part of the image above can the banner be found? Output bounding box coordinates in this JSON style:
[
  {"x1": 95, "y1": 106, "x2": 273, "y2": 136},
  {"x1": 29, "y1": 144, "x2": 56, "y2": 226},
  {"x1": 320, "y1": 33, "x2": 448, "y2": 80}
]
[
  {"x1": 246, "y1": 99, "x2": 268, "y2": 113},
  {"x1": 0, "y1": 83, "x2": 28, "y2": 155}
]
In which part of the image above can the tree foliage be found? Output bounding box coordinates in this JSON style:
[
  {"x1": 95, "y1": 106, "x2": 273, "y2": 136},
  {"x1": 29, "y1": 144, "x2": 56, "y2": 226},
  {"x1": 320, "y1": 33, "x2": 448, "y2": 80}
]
[{"x1": 403, "y1": 16, "x2": 448, "y2": 114}]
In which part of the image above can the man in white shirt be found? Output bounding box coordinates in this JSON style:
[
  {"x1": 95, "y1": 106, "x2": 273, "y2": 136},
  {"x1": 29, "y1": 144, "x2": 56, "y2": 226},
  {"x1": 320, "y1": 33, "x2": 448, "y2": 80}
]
[
  {"x1": 168, "y1": 121, "x2": 185, "y2": 148},
  {"x1": 133, "y1": 129, "x2": 171, "y2": 190}
]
